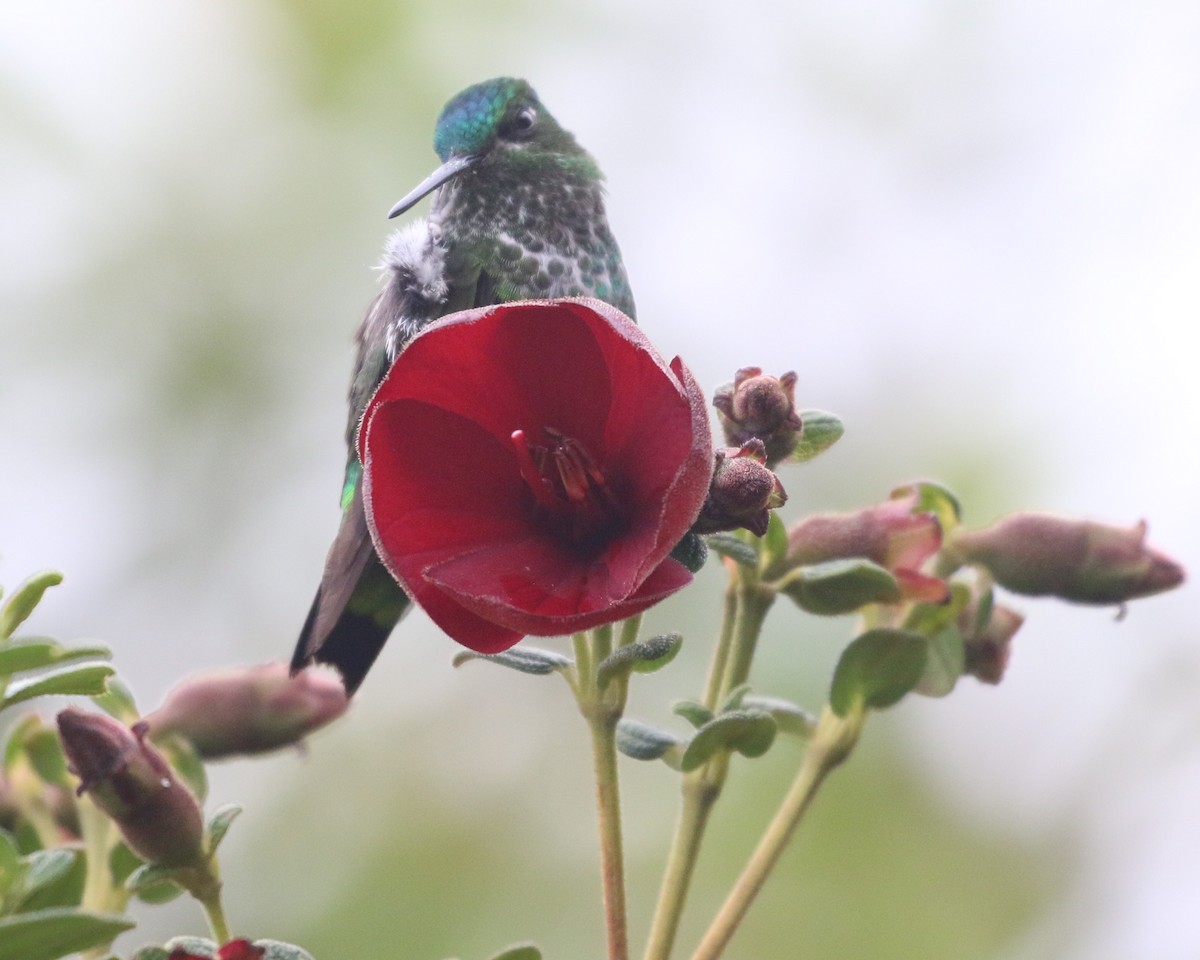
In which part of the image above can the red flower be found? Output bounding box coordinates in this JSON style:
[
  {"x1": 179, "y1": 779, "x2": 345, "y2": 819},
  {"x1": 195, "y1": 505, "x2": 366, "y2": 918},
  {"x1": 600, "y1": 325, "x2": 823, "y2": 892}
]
[{"x1": 359, "y1": 298, "x2": 712, "y2": 652}]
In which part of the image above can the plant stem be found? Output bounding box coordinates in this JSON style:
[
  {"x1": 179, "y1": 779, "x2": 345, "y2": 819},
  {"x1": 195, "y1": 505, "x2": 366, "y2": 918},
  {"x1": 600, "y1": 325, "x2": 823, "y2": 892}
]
[
  {"x1": 688, "y1": 708, "x2": 860, "y2": 960},
  {"x1": 578, "y1": 626, "x2": 632, "y2": 960},
  {"x1": 644, "y1": 558, "x2": 775, "y2": 960},
  {"x1": 589, "y1": 704, "x2": 629, "y2": 960},
  {"x1": 640, "y1": 768, "x2": 719, "y2": 960}
]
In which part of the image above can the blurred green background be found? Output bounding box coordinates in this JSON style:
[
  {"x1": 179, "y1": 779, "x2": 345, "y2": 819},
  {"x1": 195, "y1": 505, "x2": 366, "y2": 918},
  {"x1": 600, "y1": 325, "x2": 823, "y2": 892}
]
[{"x1": 2, "y1": 1, "x2": 1197, "y2": 957}]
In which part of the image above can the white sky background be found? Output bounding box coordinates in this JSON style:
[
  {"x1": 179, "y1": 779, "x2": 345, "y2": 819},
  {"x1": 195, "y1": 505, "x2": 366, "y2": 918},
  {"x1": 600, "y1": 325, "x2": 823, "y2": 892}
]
[{"x1": 1, "y1": 1, "x2": 1198, "y2": 957}]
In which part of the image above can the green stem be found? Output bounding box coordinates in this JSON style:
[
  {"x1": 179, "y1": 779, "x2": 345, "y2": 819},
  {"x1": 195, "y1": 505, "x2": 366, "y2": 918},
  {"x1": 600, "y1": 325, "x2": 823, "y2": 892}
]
[
  {"x1": 577, "y1": 626, "x2": 632, "y2": 960},
  {"x1": 589, "y1": 704, "x2": 629, "y2": 960},
  {"x1": 643, "y1": 560, "x2": 775, "y2": 960},
  {"x1": 688, "y1": 708, "x2": 861, "y2": 960},
  {"x1": 198, "y1": 885, "x2": 231, "y2": 944},
  {"x1": 77, "y1": 796, "x2": 115, "y2": 913},
  {"x1": 640, "y1": 769, "x2": 719, "y2": 960}
]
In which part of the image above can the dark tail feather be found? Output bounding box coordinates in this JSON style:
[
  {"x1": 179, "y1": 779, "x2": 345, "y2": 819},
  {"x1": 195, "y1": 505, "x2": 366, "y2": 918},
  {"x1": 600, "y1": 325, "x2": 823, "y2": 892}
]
[
  {"x1": 291, "y1": 484, "x2": 410, "y2": 694},
  {"x1": 293, "y1": 579, "x2": 409, "y2": 695}
]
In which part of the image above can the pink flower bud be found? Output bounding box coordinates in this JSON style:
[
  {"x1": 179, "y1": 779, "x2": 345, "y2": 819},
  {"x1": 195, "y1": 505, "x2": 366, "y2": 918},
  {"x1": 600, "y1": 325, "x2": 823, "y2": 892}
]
[
  {"x1": 959, "y1": 597, "x2": 1024, "y2": 685},
  {"x1": 57, "y1": 707, "x2": 204, "y2": 868},
  {"x1": 713, "y1": 367, "x2": 803, "y2": 467},
  {"x1": 779, "y1": 492, "x2": 949, "y2": 603},
  {"x1": 691, "y1": 441, "x2": 788, "y2": 537},
  {"x1": 143, "y1": 662, "x2": 349, "y2": 759},
  {"x1": 949, "y1": 515, "x2": 1184, "y2": 606}
]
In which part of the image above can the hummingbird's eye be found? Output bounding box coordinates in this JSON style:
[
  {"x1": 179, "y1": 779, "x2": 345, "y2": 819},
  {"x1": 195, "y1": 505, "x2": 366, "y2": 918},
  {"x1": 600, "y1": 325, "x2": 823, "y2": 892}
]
[{"x1": 509, "y1": 107, "x2": 538, "y2": 139}]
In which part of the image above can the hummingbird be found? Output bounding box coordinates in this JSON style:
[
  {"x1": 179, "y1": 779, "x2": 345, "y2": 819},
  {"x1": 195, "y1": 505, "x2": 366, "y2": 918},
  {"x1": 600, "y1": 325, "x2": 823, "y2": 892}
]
[{"x1": 291, "y1": 77, "x2": 635, "y2": 693}]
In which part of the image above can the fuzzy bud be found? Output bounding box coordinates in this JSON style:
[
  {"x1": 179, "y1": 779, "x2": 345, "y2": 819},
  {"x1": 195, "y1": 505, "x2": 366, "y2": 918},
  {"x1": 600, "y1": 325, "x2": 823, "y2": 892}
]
[
  {"x1": 949, "y1": 515, "x2": 1184, "y2": 606},
  {"x1": 143, "y1": 662, "x2": 349, "y2": 760},
  {"x1": 713, "y1": 367, "x2": 803, "y2": 467},
  {"x1": 692, "y1": 440, "x2": 787, "y2": 537},
  {"x1": 779, "y1": 492, "x2": 949, "y2": 603},
  {"x1": 959, "y1": 597, "x2": 1024, "y2": 685},
  {"x1": 57, "y1": 707, "x2": 204, "y2": 867}
]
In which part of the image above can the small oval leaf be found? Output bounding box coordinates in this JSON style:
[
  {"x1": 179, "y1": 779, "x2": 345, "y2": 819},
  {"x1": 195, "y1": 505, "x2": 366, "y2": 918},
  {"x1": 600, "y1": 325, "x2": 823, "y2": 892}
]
[
  {"x1": 830, "y1": 629, "x2": 928, "y2": 717},
  {"x1": 616, "y1": 719, "x2": 682, "y2": 761},
  {"x1": 452, "y1": 647, "x2": 573, "y2": 676},
  {"x1": 704, "y1": 534, "x2": 758, "y2": 567},
  {"x1": 791, "y1": 410, "x2": 844, "y2": 463},
  {"x1": 672, "y1": 700, "x2": 714, "y2": 729},
  {"x1": 680, "y1": 710, "x2": 777, "y2": 772},
  {"x1": 487, "y1": 945, "x2": 542, "y2": 960},
  {"x1": 1, "y1": 663, "x2": 115, "y2": 708},
  {"x1": 0, "y1": 572, "x2": 64, "y2": 641},
  {"x1": 0, "y1": 908, "x2": 135, "y2": 960},
  {"x1": 779, "y1": 559, "x2": 901, "y2": 615}
]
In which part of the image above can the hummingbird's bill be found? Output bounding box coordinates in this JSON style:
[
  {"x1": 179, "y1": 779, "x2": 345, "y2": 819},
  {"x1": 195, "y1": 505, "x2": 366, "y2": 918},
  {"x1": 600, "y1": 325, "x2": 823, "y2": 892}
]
[{"x1": 388, "y1": 154, "x2": 478, "y2": 218}]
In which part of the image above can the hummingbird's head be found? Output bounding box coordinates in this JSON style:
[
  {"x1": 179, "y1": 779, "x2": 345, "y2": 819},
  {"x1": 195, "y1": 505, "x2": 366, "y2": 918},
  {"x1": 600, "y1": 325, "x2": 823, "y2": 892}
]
[
  {"x1": 432, "y1": 77, "x2": 577, "y2": 162},
  {"x1": 389, "y1": 77, "x2": 593, "y2": 219}
]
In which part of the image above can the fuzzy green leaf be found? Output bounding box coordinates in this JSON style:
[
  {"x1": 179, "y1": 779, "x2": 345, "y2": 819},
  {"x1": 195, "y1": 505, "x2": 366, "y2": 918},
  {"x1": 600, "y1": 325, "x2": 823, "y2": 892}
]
[
  {"x1": 0, "y1": 909, "x2": 135, "y2": 960},
  {"x1": 12, "y1": 849, "x2": 85, "y2": 912},
  {"x1": 206, "y1": 803, "x2": 243, "y2": 854},
  {"x1": 257, "y1": 941, "x2": 318, "y2": 960},
  {"x1": 616, "y1": 719, "x2": 683, "y2": 764},
  {"x1": 761, "y1": 511, "x2": 789, "y2": 571},
  {"x1": 679, "y1": 710, "x2": 777, "y2": 772},
  {"x1": 0, "y1": 639, "x2": 111, "y2": 677},
  {"x1": 916, "y1": 626, "x2": 965, "y2": 698},
  {"x1": 741, "y1": 695, "x2": 819, "y2": 738},
  {"x1": 780, "y1": 559, "x2": 901, "y2": 615},
  {"x1": 90, "y1": 677, "x2": 140, "y2": 724},
  {"x1": 704, "y1": 533, "x2": 758, "y2": 567},
  {"x1": 452, "y1": 647, "x2": 573, "y2": 676},
  {"x1": 125, "y1": 864, "x2": 185, "y2": 905},
  {"x1": 791, "y1": 410, "x2": 844, "y2": 463},
  {"x1": 669, "y1": 531, "x2": 709, "y2": 573},
  {"x1": 486, "y1": 942, "x2": 542, "y2": 960},
  {"x1": 0, "y1": 573, "x2": 63, "y2": 643},
  {"x1": 672, "y1": 700, "x2": 714, "y2": 729},
  {"x1": 597, "y1": 633, "x2": 682, "y2": 688},
  {"x1": 892, "y1": 481, "x2": 961, "y2": 532},
  {"x1": 830, "y1": 629, "x2": 928, "y2": 717},
  {"x1": 1, "y1": 663, "x2": 114, "y2": 709}
]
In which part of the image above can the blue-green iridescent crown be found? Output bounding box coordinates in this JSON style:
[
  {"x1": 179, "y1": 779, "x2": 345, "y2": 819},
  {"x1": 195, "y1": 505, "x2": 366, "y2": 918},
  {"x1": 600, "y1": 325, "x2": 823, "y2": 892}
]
[{"x1": 433, "y1": 77, "x2": 533, "y2": 161}]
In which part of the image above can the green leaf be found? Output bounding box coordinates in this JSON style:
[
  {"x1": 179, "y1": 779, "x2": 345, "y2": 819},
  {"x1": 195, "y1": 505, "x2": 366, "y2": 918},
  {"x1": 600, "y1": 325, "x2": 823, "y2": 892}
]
[
  {"x1": 0, "y1": 639, "x2": 112, "y2": 677},
  {"x1": 0, "y1": 908, "x2": 135, "y2": 960},
  {"x1": 486, "y1": 945, "x2": 542, "y2": 960},
  {"x1": 257, "y1": 941, "x2": 318, "y2": 960},
  {"x1": 22, "y1": 726, "x2": 70, "y2": 787},
  {"x1": 596, "y1": 633, "x2": 682, "y2": 688},
  {"x1": 891, "y1": 481, "x2": 961, "y2": 532},
  {"x1": 157, "y1": 937, "x2": 216, "y2": 958},
  {"x1": 108, "y1": 842, "x2": 142, "y2": 890},
  {"x1": 130, "y1": 949, "x2": 171, "y2": 960},
  {"x1": 452, "y1": 647, "x2": 573, "y2": 676},
  {"x1": 91, "y1": 677, "x2": 140, "y2": 723},
  {"x1": 704, "y1": 533, "x2": 758, "y2": 567},
  {"x1": 125, "y1": 864, "x2": 186, "y2": 905},
  {"x1": 616, "y1": 719, "x2": 683, "y2": 764},
  {"x1": 0, "y1": 573, "x2": 63, "y2": 642},
  {"x1": 741, "y1": 695, "x2": 819, "y2": 738},
  {"x1": 779, "y1": 559, "x2": 901, "y2": 615},
  {"x1": 12, "y1": 849, "x2": 85, "y2": 912},
  {"x1": 719, "y1": 684, "x2": 751, "y2": 712},
  {"x1": 669, "y1": 531, "x2": 709, "y2": 573},
  {"x1": 830, "y1": 629, "x2": 928, "y2": 718},
  {"x1": 206, "y1": 803, "x2": 243, "y2": 854},
  {"x1": 792, "y1": 410, "x2": 844, "y2": 463},
  {"x1": 760, "y1": 511, "x2": 789, "y2": 572},
  {"x1": 1, "y1": 663, "x2": 114, "y2": 709},
  {"x1": 916, "y1": 626, "x2": 965, "y2": 698},
  {"x1": 679, "y1": 710, "x2": 777, "y2": 772},
  {"x1": 672, "y1": 700, "x2": 714, "y2": 729},
  {"x1": 0, "y1": 828, "x2": 23, "y2": 898}
]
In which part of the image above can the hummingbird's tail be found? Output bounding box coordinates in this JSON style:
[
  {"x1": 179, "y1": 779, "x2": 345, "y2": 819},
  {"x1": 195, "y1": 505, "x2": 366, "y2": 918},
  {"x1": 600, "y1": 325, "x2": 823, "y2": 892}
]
[{"x1": 291, "y1": 487, "x2": 410, "y2": 694}]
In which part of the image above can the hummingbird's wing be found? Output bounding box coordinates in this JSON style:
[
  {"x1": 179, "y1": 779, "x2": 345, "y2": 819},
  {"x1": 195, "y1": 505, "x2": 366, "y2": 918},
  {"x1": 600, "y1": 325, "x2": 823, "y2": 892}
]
[{"x1": 291, "y1": 221, "x2": 449, "y2": 693}]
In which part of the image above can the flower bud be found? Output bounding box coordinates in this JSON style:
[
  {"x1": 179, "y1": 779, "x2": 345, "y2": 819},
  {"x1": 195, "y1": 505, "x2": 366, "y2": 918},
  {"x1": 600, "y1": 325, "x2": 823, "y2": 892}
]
[
  {"x1": 57, "y1": 707, "x2": 204, "y2": 868},
  {"x1": 778, "y1": 492, "x2": 949, "y2": 603},
  {"x1": 712, "y1": 367, "x2": 803, "y2": 467},
  {"x1": 958, "y1": 596, "x2": 1024, "y2": 685},
  {"x1": 143, "y1": 662, "x2": 349, "y2": 760},
  {"x1": 692, "y1": 441, "x2": 787, "y2": 537},
  {"x1": 948, "y1": 514, "x2": 1184, "y2": 606}
]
